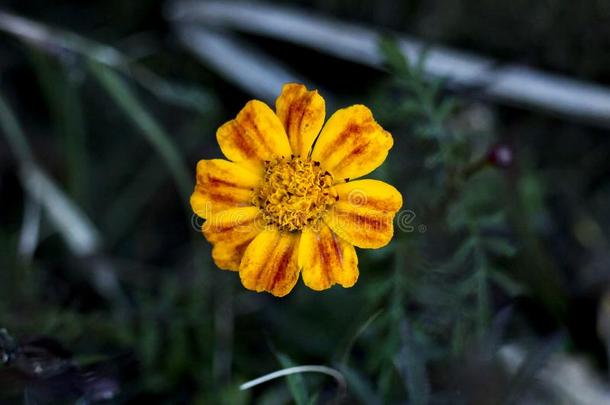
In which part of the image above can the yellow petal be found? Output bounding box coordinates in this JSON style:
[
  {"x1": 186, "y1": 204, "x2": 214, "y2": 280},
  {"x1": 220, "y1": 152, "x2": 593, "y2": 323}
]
[
  {"x1": 298, "y1": 223, "x2": 358, "y2": 291},
  {"x1": 324, "y1": 179, "x2": 402, "y2": 248},
  {"x1": 275, "y1": 83, "x2": 325, "y2": 157},
  {"x1": 203, "y1": 207, "x2": 264, "y2": 271},
  {"x1": 311, "y1": 105, "x2": 393, "y2": 180},
  {"x1": 217, "y1": 100, "x2": 292, "y2": 169},
  {"x1": 239, "y1": 228, "x2": 300, "y2": 297},
  {"x1": 190, "y1": 159, "x2": 262, "y2": 218}
]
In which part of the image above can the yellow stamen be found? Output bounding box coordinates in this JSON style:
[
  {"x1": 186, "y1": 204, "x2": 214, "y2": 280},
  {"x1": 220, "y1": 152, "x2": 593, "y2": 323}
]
[{"x1": 255, "y1": 156, "x2": 337, "y2": 232}]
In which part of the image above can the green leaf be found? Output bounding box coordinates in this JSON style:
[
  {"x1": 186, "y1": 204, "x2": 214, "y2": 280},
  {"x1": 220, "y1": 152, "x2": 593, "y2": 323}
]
[
  {"x1": 447, "y1": 202, "x2": 467, "y2": 231},
  {"x1": 484, "y1": 237, "x2": 517, "y2": 257},
  {"x1": 339, "y1": 365, "x2": 382, "y2": 405},
  {"x1": 435, "y1": 98, "x2": 457, "y2": 122},
  {"x1": 451, "y1": 238, "x2": 476, "y2": 268},
  {"x1": 477, "y1": 211, "x2": 508, "y2": 228},
  {"x1": 276, "y1": 353, "x2": 309, "y2": 405},
  {"x1": 395, "y1": 320, "x2": 430, "y2": 405},
  {"x1": 490, "y1": 269, "x2": 525, "y2": 296},
  {"x1": 378, "y1": 36, "x2": 409, "y2": 75},
  {"x1": 306, "y1": 391, "x2": 320, "y2": 405}
]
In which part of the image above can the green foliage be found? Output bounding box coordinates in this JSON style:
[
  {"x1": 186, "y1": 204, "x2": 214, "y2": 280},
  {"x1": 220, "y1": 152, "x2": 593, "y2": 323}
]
[
  {"x1": 0, "y1": 6, "x2": 600, "y2": 404},
  {"x1": 0, "y1": 34, "x2": 518, "y2": 403},
  {"x1": 275, "y1": 353, "x2": 310, "y2": 405},
  {"x1": 331, "y1": 38, "x2": 526, "y2": 402}
]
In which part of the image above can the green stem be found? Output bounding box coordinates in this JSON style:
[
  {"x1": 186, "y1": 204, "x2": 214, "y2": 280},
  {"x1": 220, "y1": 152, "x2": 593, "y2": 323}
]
[{"x1": 473, "y1": 235, "x2": 491, "y2": 339}]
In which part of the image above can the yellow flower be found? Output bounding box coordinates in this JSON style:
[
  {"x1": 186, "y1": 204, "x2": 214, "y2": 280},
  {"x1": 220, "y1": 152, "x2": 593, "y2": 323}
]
[{"x1": 190, "y1": 83, "x2": 403, "y2": 297}]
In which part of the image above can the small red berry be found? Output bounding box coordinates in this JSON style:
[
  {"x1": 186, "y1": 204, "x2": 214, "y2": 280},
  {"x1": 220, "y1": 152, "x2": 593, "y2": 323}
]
[{"x1": 487, "y1": 144, "x2": 513, "y2": 168}]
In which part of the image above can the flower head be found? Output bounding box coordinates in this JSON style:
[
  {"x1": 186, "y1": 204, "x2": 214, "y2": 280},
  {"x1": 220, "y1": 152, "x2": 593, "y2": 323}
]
[{"x1": 191, "y1": 84, "x2": 402, "y2": 296}]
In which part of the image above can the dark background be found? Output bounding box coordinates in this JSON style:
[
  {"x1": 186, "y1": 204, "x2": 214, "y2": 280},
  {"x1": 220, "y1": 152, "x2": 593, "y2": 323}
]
[{"x1": 1, "y1": 1, "x2": 610, "y2": 403}]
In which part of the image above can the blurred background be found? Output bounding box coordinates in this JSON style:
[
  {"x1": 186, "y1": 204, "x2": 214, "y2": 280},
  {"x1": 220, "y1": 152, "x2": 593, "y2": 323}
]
[{"x1": 1, "y1": 0, "x2": 610, "y2": 403}]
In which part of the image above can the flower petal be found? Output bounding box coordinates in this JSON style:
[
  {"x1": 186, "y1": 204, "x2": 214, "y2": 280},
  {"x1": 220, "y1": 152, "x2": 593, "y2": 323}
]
[
  {"x1": 311, "y1": 105, "x2": 393, "y2": 180},
  {"x1": 217, "y1": 100, "x2": 292, "y2": 169},
  {"x1": 190, "y1": 159, "x2": 262, "y2": 218},
  {"x1": 324, "y1": 179, "x2": 402, "y2": 248},
  {"x1": 298, "y1": 223, "x2": 358, "y2": 291},
  {"x1": 239, "y1": 228, "x2": 300, "y2": 297},
  {"x1": 275, "y1": 83, "x2": 325, "y2": 157},
  {"x1": 203, "y1": 207, "x2": 264, "y2": 271}
]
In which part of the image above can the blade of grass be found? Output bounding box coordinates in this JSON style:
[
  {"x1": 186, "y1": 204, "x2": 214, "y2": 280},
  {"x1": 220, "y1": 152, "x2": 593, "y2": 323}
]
[
  {"x1": 103, "y1": 110, "x2": 213, "y2": 246},
  {"x1": 17, "y1": 194, "x2": 41, "y2": 263},
  {"x1": 174, "y1": 25, "x2": 324, "y2": 106},
  {"x1": 239, "y1": 365, "x2": 346, "y2": 395},
  {"x1": 20, "y1": 163, "x2": 102, "y2": 256},
  {"x1": 0, "y1": 9, "x2": 216, "y2": 115},
  {"x1": 0, "y1": 90, "x2": 33, "y2": 163},
  {"x1": 276, "y1": 353, "x2": 309, "y2": 405},
  {"x1": 170, "y1": 0, "x2": 610, "y2": 129},
  {"x1": 0, "y1": 91, "x2": 101, "y2": 256},
  {"x1": 394, "y1": 319, "x2": 430, "y2": 405},
  {"x1": 340, "y1": 309, "x2": 383, "y2": 366},
  {"x1": 28, "y1": 49, "x2": 89, "y2": 204},
  {"x1": 338, "y1": 365, "x2": 382, "y2": 405},
  {"x1": 0, "y1": 90, "x2": 125, "y2": 304},
  {"x1": 88, "y1": 61, "x2": 191, "y2": 201}
]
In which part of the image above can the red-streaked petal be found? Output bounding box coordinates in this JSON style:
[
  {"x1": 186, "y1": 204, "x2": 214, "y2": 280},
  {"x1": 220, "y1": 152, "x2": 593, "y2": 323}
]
[
  {"x1": 324, "y1": 179, "x2": 402, "y2": 248},
  {"x1": 239, "y1": 228, "x2": 300, "y2": 297},
  {"x1": 299, "y1": 223, "x2": 359, "y2": 290},
  {"x1": 217, "y1": 100, "x2": 291, "y2": 169},
  {"x1": 190, "y1": 159, "x2": 261, "y2": 218},
  {"x1": 203, "y1": 207, "x2": 264, "y2": 271},
  {"x1": 311, "y1": 105, "x2": 393, "y2": 180},
  {"x1": 275, "y1": 83, "x2": 325, "y2": 157}
]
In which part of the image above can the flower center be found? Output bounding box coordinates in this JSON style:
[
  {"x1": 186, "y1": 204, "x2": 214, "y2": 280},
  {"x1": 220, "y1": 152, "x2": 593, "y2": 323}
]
[{"x1": 255, "y1": 156, "x2": 337, "y2": 231}]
